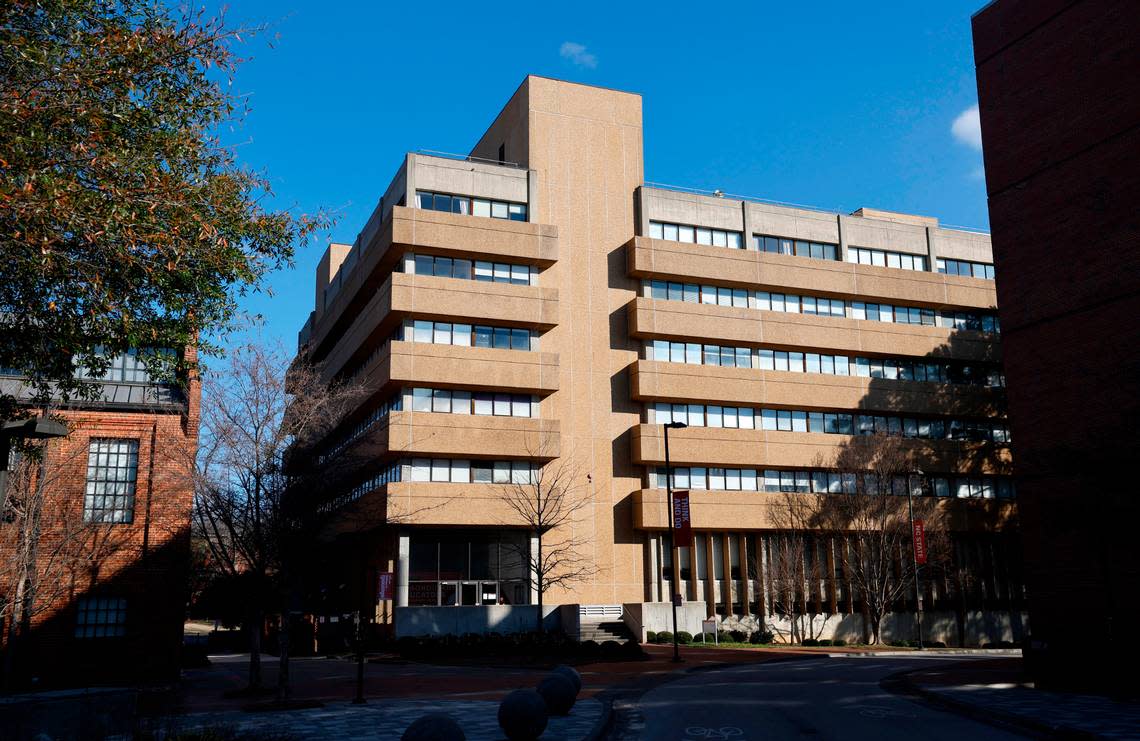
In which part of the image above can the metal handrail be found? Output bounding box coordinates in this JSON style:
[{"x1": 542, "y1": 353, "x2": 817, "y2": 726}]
[{"x1": 416, "y1": 148, "x2": 525, "y2": 170}]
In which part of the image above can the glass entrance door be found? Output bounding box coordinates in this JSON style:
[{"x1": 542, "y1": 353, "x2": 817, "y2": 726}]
[
  {"x1": 440, "y1": 582, "x2": 458, "y2": 606},
  {"x1": 460, "y1": 581, "x2": 478, "y2": 605}
]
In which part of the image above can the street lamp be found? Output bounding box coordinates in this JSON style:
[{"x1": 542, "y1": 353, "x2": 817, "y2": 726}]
[
  {"x1": 0, "y1": 417, "x2": 69, "y2": 498},
  {"x1": 663, "y1": 421, "x2": 687, "y2": 663},
  {"x1": 907, "y1": 468, "x2": 925, "y2": 650}
]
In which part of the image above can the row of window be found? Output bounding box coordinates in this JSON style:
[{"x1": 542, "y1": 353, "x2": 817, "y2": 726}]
[
  {"x1": 416, "y1": 190, "x2": 527, "y2": 221},
  {"x1": 649, "y1": 221, "x2": 744, "y2": 249},
  {"x1": 71, "y1": 348, "x2": 175, "y2": 384},
  {"x1": 321, "y1": 460, "x2": 406, "y2": 513},
  {"x1": 757, "y1": 349, "x2": 1003, "y2": 387},
  {"x1": 648, "y1": 466, "x2": 1016, "y2": 499},
  {"x1": 649, "y1": 403, "x2": 1010, "y2": 443},
  {"x1": 406, "y1": 320, "x2": 536, "y2": 351},
  {"x1": 938, "y1": 258, "x2": 995, "y2": 280},
  {"x1": 645, "y1": 341, "x2": 1004, "y2": 387},
  {"x1": 411, "y1": 388, "x2": 535, "y2": 418},
  {"x1": 646, "y1": 340, "x2": 752, "y2": 368},
  {"x1": 408, "y1": 458, "x2": 538, "y2": 484},
  {"x1": 643, "y1": 280, "x2": 999, "y2": 333},
  {"x1": 318, "y1": 393, "x2": 404, "y2": 465},
  {"x1": 846, "y1": 247, "x2": 928, "y2": 272},
  {"x1": 408, "y1": 253, "x2": 537, "y2": 286},
  {"x1": 753, "y1": 234, "x2": 839, "y2": 261}
]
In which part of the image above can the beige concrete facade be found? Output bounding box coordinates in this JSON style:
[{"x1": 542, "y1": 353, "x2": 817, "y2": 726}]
[{"x1": 297, "y1": 76, "x2": 1017, "y2": 622}]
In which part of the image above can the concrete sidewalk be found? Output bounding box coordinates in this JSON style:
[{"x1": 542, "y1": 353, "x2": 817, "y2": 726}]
[{"x1": 900, "y1": 658, "x2": 1140, "y2": 740}]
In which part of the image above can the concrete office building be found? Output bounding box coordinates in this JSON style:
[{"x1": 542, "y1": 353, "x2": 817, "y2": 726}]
[
  {"x1": 297, "y1": 76, "x2": 1021, "y2": 644},
  {"x1": 973, "y1": 0, "x2": 1140, "y2": 686}
]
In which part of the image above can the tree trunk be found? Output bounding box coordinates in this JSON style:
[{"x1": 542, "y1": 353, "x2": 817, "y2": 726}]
[
  {"x1": 248, "y1": 606, "x2": 262, "y2": 690},
  {"x1": 277, "y1": 609, "x2": 290, "y2": 702},
  {"x1": 535, "y1": 534, "x2": 544, "y2": 634}
]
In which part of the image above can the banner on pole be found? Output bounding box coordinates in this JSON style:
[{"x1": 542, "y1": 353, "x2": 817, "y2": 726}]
[
  {"x1": 378, "y1": 571, "x2": 395, "y2": 601},
  {"x1": 672, "y1": 490, "x2": 694, "y2": 549},
  {"x1": 913, "y1": 520, "x2": 927, "y2": 565}
]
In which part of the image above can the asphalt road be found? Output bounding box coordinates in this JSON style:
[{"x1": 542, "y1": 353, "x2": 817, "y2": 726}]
[{"x1": 617, "y1": 655, "x2": 1030, "y2": 741}]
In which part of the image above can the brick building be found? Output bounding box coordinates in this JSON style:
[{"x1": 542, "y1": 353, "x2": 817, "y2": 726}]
[
  {"x1": 0, "y1": 349, "x2": 199, "y2": 687},
  {"x1": 973, "y1": 0, "x2": 1140, "y2": 687}
]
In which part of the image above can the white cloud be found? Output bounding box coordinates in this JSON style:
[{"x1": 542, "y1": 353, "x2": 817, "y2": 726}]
[
  {"x1": 952, "y1": 104, "x2": 983, "y2": 151},
  {"x1": 559, "y1": 41, "x2": 597, "y2": 69}
]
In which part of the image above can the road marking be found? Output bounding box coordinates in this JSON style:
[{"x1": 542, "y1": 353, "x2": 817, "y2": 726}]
[{"x1": 684, "y1": 726, "x2": 745, "y2": 739}]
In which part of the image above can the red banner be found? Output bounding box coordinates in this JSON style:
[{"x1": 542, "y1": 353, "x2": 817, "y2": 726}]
[
  {"x1": 378, "y1": 571, "x2": 394, "y2": 601},
  {"x1": 912, "y1": 520, "x2": 927, "y2": 565},
  {"x1": 672, "y1": 490, "x2": 694, "y2": 549}
]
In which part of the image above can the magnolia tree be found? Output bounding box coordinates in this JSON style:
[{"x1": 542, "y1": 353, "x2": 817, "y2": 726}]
[{"x1": 0, "y1": 0, "x2": 328, "y2": 417}]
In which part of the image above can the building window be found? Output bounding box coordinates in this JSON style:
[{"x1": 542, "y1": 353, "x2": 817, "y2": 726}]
[
  {"x1": 408, "y1": 254, "x2": 537, "y2": 286},
  {"x1": 937, "y1": 258, "x2": 995, "y2": 280},
  {"x1": 406, "y1": 321, "x2": 535, "y2": 351},
  {"x1": 649, "y1": 221, "x2": 744, "y2": 249},
  {"x1": 847, "y1": 247, "x2": 927, "y2": 271},
  {"x1": 83, "y1": 439, "x2": 139, "y2": 524},
  {"x1": 75, "y1": 597, "x2": 127, "y2": 638},
  {"x1": 416, "y1": 190, "x2": 527, "y2": 222},
  {"x1": 752, "y1": 234, "x2": 839, "y2": 261}
]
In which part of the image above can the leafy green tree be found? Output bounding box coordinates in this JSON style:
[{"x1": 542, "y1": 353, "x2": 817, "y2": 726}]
[{"x1": 0, "y1": 0, "x2": 326, "y2": 415}]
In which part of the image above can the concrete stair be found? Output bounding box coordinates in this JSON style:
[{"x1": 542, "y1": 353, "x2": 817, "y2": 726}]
[{"x1": 579, "y1": 620, "x2": 633, "y2": 642}]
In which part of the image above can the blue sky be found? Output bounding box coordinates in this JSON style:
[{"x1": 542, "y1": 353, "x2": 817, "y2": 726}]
[{"x1": 211, "y1": 0, "x2": 989, "y2": 353}]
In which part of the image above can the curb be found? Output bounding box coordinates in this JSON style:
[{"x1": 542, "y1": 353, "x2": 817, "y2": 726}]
[{"x1": 883, "y1": 669, "x2": 1107, "y2": 740}]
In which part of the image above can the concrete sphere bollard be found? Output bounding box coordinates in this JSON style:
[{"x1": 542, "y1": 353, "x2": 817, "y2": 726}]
[
  {"x1": 498, "y1": 688, "x2": 549, "y2": 740},
  {"x1": 537, "y1": 672, "x2": 577, "y2": 716},
  {"x1": 552, "y1": 664, "x2": 582, "y2": 695},
  {"x1": 401, "y1": 712, "x2": 466, "y2": 741}
]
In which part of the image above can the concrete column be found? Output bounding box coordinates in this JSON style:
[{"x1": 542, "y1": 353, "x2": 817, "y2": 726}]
[
  {"x1": 404, "y1": 153, "x2": 417, "y2": 208},
  {"x1": 396, "y1": 533, "x2": 410, "y2": 608},
  {"x1": 529, "y1": 535, "x2": 540, "y2": 605},
  {"x1": 634, "y1": 186, "x2": 650, "y2": 237},
  {"x1": 924, "y1": 226, "x2": 939, "y2": 272},
  {"x1": 756, "y1": 534, "x2": 768, "y2": 618},
  {"x1": 836, "y1": 214, "x2": 849, "y2": 262},
  {"x1": 742, "y1": 202, "x2": 755, "y2": 250},
  {"x1": 704, "y1": 534, "x2": 716, "y2": 617},
  {"x1": 527, "y1": 169, "x2": 540, "y2": 224},
  {"x1": 646, "y1": 534, "x2": 660, "y2": 602},
  {"x1": 825, "y1": 537, "x2": 838, "y2": 614},
  {"x1": 721, "y1": 533, "x2": 735, "y2": 615},
  {"x1": 737, "y1": 534, "x2": 751, "y2": 617}
]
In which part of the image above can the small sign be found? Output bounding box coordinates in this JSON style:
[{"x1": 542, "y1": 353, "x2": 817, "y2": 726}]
[
  {"x1": 672, "y1": 490, "x2": 694, "y2": 548},
  {"x1": 702, "y1": 618, "x2": 718, "y2": 644},
  {"x1": 912, "y1": 520, "x2": 927, "y2": 565},
  {"x1": 378, "y1": 571, "x2": 395, "y2": 601}
]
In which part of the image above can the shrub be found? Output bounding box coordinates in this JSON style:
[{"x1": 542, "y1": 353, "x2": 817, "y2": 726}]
[
  {"x1": 181, "y1": 643, "x2": 210, "y2": 668},
  {"x1": 750, "y1": 630, "x2": 774, "y2": 645},
  {"x1": 655, "y1": 631, "x2": 673, "y2": 644},
  {"x1": 831, "y1": 638, "x2": 847, "y2": 647},
  {"x1": 802, "y1": 638, "x2": 820, "y2": 647},
  {"x1": 927, "y1": 640, "x2": 947, "y2": 648},
  {"x1": 716, "y1": 630, "x2": 731, "y2": 643},
  {"x1": 646, "y1": 631, "x2": 657, "y2": 643},
  {"x1": 997, "y1": 640, "x2": 1016, "y2": 649},
  {"x1": 676, "y1": 631, "x2": 693, "y2": 645},
  {"x1": 622, "y1": 639, "x2": 645, "y2": 658},
  {"x1": 888, "y1": 639, "x2": 908, "y2": 647},
  {"x1": 817, "y1": 639, "x2": 833, "y2": 647},
  {"x1": 580, "y1": 639, "x2": 600, "y2": 653},
  {"x1": 729, "y1": 630, "x2": 747, "y2": 643},
  {"x1": 600, "y1": 640, "x2": 622, "y2": 657}
]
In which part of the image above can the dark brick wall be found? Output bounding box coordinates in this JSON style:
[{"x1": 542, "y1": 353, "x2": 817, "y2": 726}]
[{"x1": 973, "y1": 0, "x2": 1140, "y2": 688}]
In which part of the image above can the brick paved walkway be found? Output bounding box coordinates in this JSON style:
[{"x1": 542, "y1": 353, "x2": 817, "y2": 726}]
[
  {"x1": 907, "y1": 659, "x2": 1140, "y2": 740},
  {"x1": 159, "y1": 698, "x2": 602, "y2": 740}
]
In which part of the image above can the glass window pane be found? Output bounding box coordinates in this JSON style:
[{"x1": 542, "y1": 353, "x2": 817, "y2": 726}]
[
  {"x1": 650, "y1": 222, "x2": 663, "y2": 239},
  {"x1": 664, "y1": 223, "x2": 680, "y2": 241},
  {"x1": 491, "y1": 201, "x2": 509, "y2": 219},
  {"x1": 678, "y1": 224, "x2": 695, "y2": 243}
]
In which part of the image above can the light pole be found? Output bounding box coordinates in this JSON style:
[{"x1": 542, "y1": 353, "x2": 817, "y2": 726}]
[
  {"x1": 907, "y1": 468, "x2": 925, "y2": 650},
  {"x1": 663, "y1": 421, "x2": 687, "y2": 663}
]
